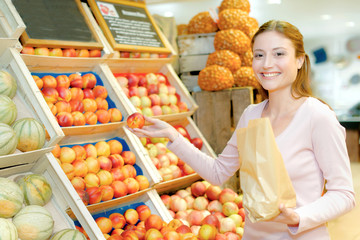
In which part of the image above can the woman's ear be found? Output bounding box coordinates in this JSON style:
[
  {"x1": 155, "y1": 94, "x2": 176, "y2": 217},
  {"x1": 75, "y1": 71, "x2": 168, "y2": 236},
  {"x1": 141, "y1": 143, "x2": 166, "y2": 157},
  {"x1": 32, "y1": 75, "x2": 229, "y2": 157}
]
[{"x1": 297, "y1": 55, "x2": 305, "y2": 69}]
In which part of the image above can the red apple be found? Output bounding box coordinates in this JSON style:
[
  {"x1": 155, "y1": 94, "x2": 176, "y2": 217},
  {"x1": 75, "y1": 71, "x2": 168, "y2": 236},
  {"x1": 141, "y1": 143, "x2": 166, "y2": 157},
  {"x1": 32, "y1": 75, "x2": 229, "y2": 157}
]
[
  {"x1": 127, "y1": 112, "x2": 145, "y2": 129},
  {"x1": 198, "y1": 224, "x2": 218, "y2": 240},
  {"x1": 127, "y1": 74, "x2": 139, "y2": 87},
  {"x1": 191, "y1": 138, "x2": 203, "y2": 150},
  {"x1": 173, "y1": 125, "x2": 191, "y2": 140},
  {"x1": 191, "y1": 181, "x2": 207, "y2": 197}
]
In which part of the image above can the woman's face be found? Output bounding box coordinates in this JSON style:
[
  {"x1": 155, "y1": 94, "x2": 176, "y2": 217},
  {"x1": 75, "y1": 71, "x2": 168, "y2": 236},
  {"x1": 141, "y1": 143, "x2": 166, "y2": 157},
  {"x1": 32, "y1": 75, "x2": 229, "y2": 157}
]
[{"x1": 252, "y1": 31, "x2": 303, "y2": 94}]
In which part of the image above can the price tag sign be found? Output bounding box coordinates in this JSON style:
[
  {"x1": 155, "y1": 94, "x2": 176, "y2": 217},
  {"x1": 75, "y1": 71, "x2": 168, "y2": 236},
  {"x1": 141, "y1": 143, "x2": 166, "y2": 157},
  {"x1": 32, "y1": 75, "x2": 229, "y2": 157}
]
[{"x1": 88, "y1": 0, "x2": 171, "y2": 54}]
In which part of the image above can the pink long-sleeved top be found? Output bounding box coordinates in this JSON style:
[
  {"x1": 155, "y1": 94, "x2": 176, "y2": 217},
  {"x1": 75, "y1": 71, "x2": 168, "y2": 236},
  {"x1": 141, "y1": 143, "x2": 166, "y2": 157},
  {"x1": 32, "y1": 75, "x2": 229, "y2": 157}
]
[{"x1": 168, "y1": 97, "x2": 355, "y2": 240}]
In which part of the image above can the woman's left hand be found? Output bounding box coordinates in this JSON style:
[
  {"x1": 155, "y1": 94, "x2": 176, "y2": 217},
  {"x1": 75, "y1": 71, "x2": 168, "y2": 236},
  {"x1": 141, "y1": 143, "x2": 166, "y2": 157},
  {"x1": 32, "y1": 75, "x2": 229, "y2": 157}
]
[{"x1": 270, "y1": 204, "x2": 300, "y2": 227}]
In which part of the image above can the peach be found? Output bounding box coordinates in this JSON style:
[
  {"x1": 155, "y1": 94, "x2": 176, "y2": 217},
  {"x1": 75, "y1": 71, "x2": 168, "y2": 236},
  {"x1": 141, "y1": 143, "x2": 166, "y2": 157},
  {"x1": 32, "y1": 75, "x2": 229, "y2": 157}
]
[
  {"x1": 95, "y1": 97, "x2": 109, "y2": 110},
  {"x1": 219, "y1": 188, "x2": 237, "y2": 204},
  {"x1": 144, "y1": 229, "x2": 163, "y2": 240},
  {"x1": 21, "y1": 46, "x2": 35, "y2": 55},
  {"x1": 193, "y1": 197, "x2": 209, "y2": 211},
  {"x1": 207, "y1": 200, "x2": 223, "y2": 213},
  {"x1": 51, "y1": 144, "x2": 61, "y2": 158},
  {"x1": 175, "y1": 225, "x2": 192, "y2": 234},
  {"x1": 110, "y1": 167, "x2": 125, "y2": 181},
  {"x1": 212, "y1": 212, "x2": 226, "y2": 222},
  {"x1": 108, "y1": 140, "x2": 123, "y2": 155},
  {"x1": 69, "y1": 73, "x2": 83, "y2": 88},
  {"x1": 109, "y1": 154, "x2": 124, "y2": 168},
  {"x1": 70, "y1": 87, "x2": 84, "y2": 101},
  {"x1": 84, "y1": 111, "x2": 98, "y2": 125},
  {"x1": 124, "y1": 209, "x2": 139, "y2": 225},
  {"x1": 170, "y1": 198, "x2": 187, "y2": 212},
  {"x1": 71, "y1": 145, "x2": 87, "y2": 161},
  {"x1": 93, "y1": 85, "x2": 108, "y2": 98},
  {"x1": 158, "y1": 154, "x2": 170, "y2": 168},
  {"x1": 42, "y1": 75, "x2": 57, "y2": 88},
  {"x1": 63, "y1": 48, "x2": 77, "y2": 57},
  {"x1": 83, "y1": 88, "x2": 95, "y2": 99},
  {"x1": 60, "y1": 147, "x2": 76, "y2": 164},
  {"x1": 176, "y1": 189, "x2": 191, "y2": 199},
  {"x1": 56, "y1": 75, "x2": 70, "y2": 88},
  {"x1": 151, "y1": 157, "x2": 161, "y2": 169},
  {"x1": 56, "y1": 111, "x2": 74, "y2": 127},
  {"x1": 184, "y1": 195, "x2": 195, "y2": 209},
  {"x1": 122, "y1": 164, "x2": 137, "y2": 179},
  {"x1": 84, "y1": 173, "x2": 100, "y2": 188},
  {"x1": 42, "y1": 87, "x2": 59, "y2": 103},
  {"x1": 178, "y1": 101, "x2": 188, "y2": 112},
  {"x1": 56, "y1": 87, "x2": 72, "y2": 102},
  {"x1": 121, "y1": 151, "x2": 136, "y2": 165},
  {"x1": 219, "y1": 218, "x2": 236, "y2": 233},
  {"x1": 136, "y1": 205, "x2": 151, "y2": 221},
  {"x1": 111, "y1": 180, "x2": 128, "y2": 198},
  {"x1": 96, "y1": 217, "x2": 113, "y2": 234},
  {"x1": 100, "y1": 185, "x2": 114, "y2": 201},
  {"x1": 34, "y1": 47, "x2": 49, "y2": 56},
  {"x1": 55, "y1": 101, "x2": 71, "y2": 113},
  {"x1": 95, "y1": 141, "x2": 111, "y2": 157},
  {"x1": 181, "y1": 164, "x2": 195, "y2": 175},
  {"x1": 145, "y1": 214, "x2": 163, "y2": 231},
  {"x1": 108, "y1": 108, "x2": 122, "y2": 122},
  {"x1": 33, "y1": 75, "x2": 43, "y2": 89},
  {"x1": 109, "y1": 212, "x2": 126, "y2": 229},
  {"x1": 72, "y1": 159, "x2": 88, "y2": 177},
  {"x1": 167, "y1": 219, "x2": 183, "y2": 230},
  {"x1": 166, "y1": 152, "x2": 178, "y2": 165},
  {"x1": 228, "y1": 214, "x2": 242, "y2": 228},
  {"x1": 202, "y1": 214, "x2": 220, "y2": 229},
  {"x1": 158, "y1": 167, "x2": 173, "y2": 181},
  {"x1": 71, "y1": 176, "x2": 86, "y2": 191},
  {"x1": 90, "y1": 49, "x2": 101, "y2": 57},
  {"x1": 191, "y1": 181, "x2": 207, "y2": 197},
  {"x1": 96, "y1": 109, "x2": 111, "y2": 123},
  {"x1": 84, "y1": 144, "x2": 97, "y2": 158},
  {"x1": 98, "y1": 156, "x2": 112, "y2": 171},
  {"x1": 222, "y1": 202, "x2": 239, "y2": 217},
  {"x1": 47, "y1": 102, "x2": 57, "y2": 116},
  {"x1": 76, "y1": 49, "x2": 90, "y2": 58},
  {"x1": 174, "y1": 211, "x2": 188, "y2": 222},
  {"x1": 97, "y1": 169, "x2": 114, "y2": 186},
  {"x1": 161, "y1": 194, "x2": 172, "y2": 209},
  {"x1": 71, "y1": 111, "x2": 86, "y2": 126},
  {"x1": 82, "y1": 98, "x2": 97, "y2": 112},
  {"x1": 163, "y1": 231, "x2": 180, "y2": 240},
  {"x1": 61, "y1": 162, "x2": 75, "y2": 180},
  {"x1": 135, "y1": 175, "x2": 150, "y2": 190},
  {"x1": 49, "y1": 48, "x2": 63, "y2": 57},
  {"x1": 123, "y1": 177, "x2": 140, "y2": 194},
  {"x1": 205, "y1": 185, "x2": 222, "y2": 201},
  {"x1": 76, "y1": 189, "x2": 89, "y2": 206},
  {"x1": 187, "y1": 210, "x2": 204, "y2": 226},
  {"x1": 86, "y1": 157, "x2": 101, "y2": 174},
  {"x1": 169, "y1": 165, "x2": 182, "y2": 179},
  {"x1": 198, "y1": 224, "x2": 218, "y2": 240}
]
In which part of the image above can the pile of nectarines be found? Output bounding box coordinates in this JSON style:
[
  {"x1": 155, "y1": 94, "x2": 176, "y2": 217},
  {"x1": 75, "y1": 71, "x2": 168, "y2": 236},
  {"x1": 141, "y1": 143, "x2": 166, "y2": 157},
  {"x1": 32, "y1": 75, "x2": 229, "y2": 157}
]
[
  {"x1": 160, "y1": 180, "x2": 245, "y2": 240},
  {"x1": 21, "y1": 46, "x2": 102, "y2": 58},
  {"x1": 33, "y1": 72, "x2": 123, "y2": 127},
  {"x1": 51, "y1": 139, "x2": 150, "y2": 205},
  {"x1": 115, "y1": 72, "x2": 189, "y2": 117}
]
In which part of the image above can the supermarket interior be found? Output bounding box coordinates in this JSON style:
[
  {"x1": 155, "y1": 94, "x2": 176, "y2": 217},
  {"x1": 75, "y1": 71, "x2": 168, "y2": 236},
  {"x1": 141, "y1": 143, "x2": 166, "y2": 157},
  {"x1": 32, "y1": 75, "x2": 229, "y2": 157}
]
[{"x1": 0, "y1": 0, "x2": 359, "y2": 239}]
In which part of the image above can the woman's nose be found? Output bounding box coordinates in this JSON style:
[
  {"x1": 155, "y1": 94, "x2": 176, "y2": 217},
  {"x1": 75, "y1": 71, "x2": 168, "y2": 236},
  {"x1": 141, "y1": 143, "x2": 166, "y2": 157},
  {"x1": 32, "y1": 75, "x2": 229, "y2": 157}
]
[{"x1": 263, "y1": 55, "x2": 273, "y2": 68}]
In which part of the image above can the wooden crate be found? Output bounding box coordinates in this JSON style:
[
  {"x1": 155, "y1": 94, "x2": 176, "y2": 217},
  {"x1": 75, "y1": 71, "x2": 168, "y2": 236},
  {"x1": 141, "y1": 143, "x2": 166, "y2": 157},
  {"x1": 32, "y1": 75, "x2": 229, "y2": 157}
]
[
  {"x1": 0, "y1": 48, "x2": 64, "y2": 168},
  {"x1": 0, "y1": 153, "x2": 104, "y2": 240},
  {"x1": 192, "y1": 87, "x2": 254, "y2": 191},
  {"x1": 0, "y1": 0, "x2": 26, "y2": 39},
  {"x1": 177, "y1": 33, "x2": 215, "y2": 56},
  {"x1": 107, "y1": 62, "x2": 199, "y2": 122},
  {"x1": 23, "y1": 61, "x2": 134, "y2": 140}
]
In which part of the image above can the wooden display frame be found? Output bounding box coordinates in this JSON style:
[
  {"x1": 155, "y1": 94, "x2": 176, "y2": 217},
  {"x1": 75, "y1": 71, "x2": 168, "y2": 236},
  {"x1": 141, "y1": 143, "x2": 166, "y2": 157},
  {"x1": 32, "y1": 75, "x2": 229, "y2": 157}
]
[
  {"x1": 87, "y1": 0, "x2": 171, "y2": 54},
  {"x1": 16, "y1": 0, "x2": 103, "y2": 50}
]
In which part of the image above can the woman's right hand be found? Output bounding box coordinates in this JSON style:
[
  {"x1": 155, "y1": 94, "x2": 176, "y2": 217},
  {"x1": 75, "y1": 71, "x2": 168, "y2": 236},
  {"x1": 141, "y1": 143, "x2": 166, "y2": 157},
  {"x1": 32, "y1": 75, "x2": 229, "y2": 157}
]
[{"x1": 126, "y1": 116, "x2": 179, "y2": 142}]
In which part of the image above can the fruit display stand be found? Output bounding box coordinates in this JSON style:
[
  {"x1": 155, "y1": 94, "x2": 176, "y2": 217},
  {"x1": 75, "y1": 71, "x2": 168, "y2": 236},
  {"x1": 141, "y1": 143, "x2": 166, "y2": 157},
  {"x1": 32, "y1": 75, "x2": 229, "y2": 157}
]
[
  {"x1": 23, "y1": 60, "x2": 134, "y2": 140},
  {"x1": 0, "y1": 0, "x2": 25, "y2": 39},
  {"x1": 0, "y1": 47, "x2": 64, "y2": 168},
  {"x1": 107, "y1": 61, "x2": 199, "y2": 122},
  {"x1": 0, "y1": 152, "x2": 104, "y2": 239}
]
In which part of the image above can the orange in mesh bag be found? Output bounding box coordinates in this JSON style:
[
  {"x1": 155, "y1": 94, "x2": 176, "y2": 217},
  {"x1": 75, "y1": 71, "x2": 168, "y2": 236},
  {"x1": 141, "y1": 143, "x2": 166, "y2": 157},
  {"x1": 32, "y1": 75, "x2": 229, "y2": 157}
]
[{"x1": 236, "y1": 118, "x2": 297, "y2": 223}]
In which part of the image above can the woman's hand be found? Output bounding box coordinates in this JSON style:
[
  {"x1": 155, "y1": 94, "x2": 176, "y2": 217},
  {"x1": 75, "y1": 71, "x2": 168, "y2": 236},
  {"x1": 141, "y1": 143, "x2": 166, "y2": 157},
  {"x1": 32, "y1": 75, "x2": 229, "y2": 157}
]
[
  {"x1": 270, "y1": 204, "x2": 300, "y2": 227},
  {"x1": 126, "y1": 116, "x2": 179, "y2": 142}
]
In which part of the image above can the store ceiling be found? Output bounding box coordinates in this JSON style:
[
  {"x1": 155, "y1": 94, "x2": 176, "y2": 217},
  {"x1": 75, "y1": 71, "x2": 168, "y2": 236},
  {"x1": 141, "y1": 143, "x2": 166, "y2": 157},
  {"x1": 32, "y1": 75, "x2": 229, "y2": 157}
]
[{"x1": 146, "y1": 0, "x2": 360, "y2": 40}]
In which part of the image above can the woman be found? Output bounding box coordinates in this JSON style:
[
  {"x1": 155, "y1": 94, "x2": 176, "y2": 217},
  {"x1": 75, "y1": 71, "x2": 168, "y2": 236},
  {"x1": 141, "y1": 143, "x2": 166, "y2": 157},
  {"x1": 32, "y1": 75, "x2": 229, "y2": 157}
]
[{"x1": 129, "y1": 20, "x2": 355, "y2": 239}]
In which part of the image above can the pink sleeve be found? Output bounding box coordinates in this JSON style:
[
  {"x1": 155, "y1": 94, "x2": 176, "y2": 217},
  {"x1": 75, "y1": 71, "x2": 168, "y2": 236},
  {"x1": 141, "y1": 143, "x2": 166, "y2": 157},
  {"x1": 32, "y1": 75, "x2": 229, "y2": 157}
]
[{"x1": 290, "y1": 107, "x2": 356, "y2": 234}]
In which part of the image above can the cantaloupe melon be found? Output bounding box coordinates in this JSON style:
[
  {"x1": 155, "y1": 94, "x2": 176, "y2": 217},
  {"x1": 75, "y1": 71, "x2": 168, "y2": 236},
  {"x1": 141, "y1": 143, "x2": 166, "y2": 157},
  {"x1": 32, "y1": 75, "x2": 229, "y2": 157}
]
[
  {"x1": 0, "y1": 177, "x2": 24, "y2": 218},
  {"x1": 0, "y1": 70, "x2": 17, "y2": 99},
  {"x1": 17, "y1": 174, "x2": 52, "y2": 206},
  {"x1": 12, "y1": 118, "x2": 46, "y2": 152},
  {"x1": 0, "y1": 95, "x2": 17, "y2": 125},
  {"x1": 0, "y1": 217, "x2": 18, "y2": 240},
  {"x1": 0, "y1": 123, "x2": 17, "y2": 156},
  {"x1": 50, "y1": 229, "x2": 86, "y2": 240}
]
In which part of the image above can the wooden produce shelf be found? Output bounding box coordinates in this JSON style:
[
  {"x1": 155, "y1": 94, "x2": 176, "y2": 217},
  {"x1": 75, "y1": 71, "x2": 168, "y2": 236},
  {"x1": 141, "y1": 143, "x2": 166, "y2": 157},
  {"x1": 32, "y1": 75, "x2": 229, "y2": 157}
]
[
  {"x1": 0, "y1": 153, "x2": 104, "y2": 240},
  {"x1": 0, "y1": 0, "x2": 26, "y2": 39},
  {"x1": 0, "y1": 48, "x2": 64, "y2": 168},
  {"x1": 107, "y1": 62, "x2": 199, "y2": 122}
]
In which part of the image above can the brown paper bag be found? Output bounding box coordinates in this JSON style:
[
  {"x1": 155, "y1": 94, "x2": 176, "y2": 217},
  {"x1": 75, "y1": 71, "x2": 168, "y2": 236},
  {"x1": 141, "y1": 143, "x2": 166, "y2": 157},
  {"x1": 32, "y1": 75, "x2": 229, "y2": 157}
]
[{"x1": 236, "y1": 118, "x2": 296, "y2": 223}]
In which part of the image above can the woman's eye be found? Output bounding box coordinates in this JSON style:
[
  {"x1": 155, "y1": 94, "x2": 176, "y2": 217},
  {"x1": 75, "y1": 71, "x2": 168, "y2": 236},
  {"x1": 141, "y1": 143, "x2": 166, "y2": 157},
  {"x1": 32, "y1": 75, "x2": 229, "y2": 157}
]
[
  {"x1": 275, "y1": 52, "x2": 285, "y2": 56},
  {"x1": 254, "y1": 53, "x2": 263, "y2": 58}
]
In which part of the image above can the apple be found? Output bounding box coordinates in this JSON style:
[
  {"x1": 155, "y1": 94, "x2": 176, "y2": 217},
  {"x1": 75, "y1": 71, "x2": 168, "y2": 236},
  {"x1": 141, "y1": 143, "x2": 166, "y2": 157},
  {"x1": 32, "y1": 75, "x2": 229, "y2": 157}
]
[
  {"x1": 173, "y1": 125, "x2": 191, "y2": 139},
  {"x1": 127, "y1": 112, "x2": 145, "y2": 128},
  {"x1": 169, "y1": 95, "x2": 178, "y2": 105},
  {"x1": 56, "y1": 87, "x2": 71, "y2": 102},
  {"x1": 144, "y1": 228, "x2": 163, "y2": 240},
  {"x1": 191, "y1": 138, "x2": 203, "y2": 150},
  {"x1": 151, "y1": 105, "x2": 162, "y2": 116},
  {"x1": 42, "y1": 75, "x2": 57, "y2": 88},
  {"x1": 150, "y1": 53, "x2": 159, "y2": 58},
  {"x1": 228, "y1": 214, "x2": 243, "y2": 228},
  {"x1": 193, "y1": 196, "x2": 209, "y2": 211},
  {"x1": 142, "y1": 107, "x2": 154, "y2": 117},
  {"x1": 21, "y1": 46, "x2": 34, "y2": 55},
  {"x1": 175, "y1": 225, "x2": 192, "y2": 234},
  {"x1": 63, "y1": 48, "x2": 77, "y2": 57},
  {"x1": 69, "y1": 73, "x2": 84, "y2": 88},
  {"x1": 110, "y1": 167, "x2": 124, "y2": 181},
  {"x1": 198, "y1": 224, "x2": 218, "y2": 240},
  {"x1": 117, "y1": 76, "x2": 128, "y2": 88},
  {"x1": 71, "y1": 176, "x2": 86, "y2": 190},
  {"x1": 82, "y1": 98, "x2": 97, "y2": 112},
  {"x1": 178, "y1": 101, "x2": 189, "y2": 112},
  {"x1": 191, "y1": 181, "x2": 207, "y2": 197},
  {"x1": 147, "y1": 84, "x2": 159, "y2": 95},
  {"x1": 222, "y1": 202, "x2": 239, "y2": 217},
  {"x1": 127, "y1": 74, "x2": 139, "y2": 87},
  {"x1": 98, "y1": 156, "x2": 112, "y2": 171},
  {"x1": 187, "y1": 210, "x2": 204, "y2": 226},
  {"x1": 138, "y1": 76, "x2": 147, "y2": 87},
  {"x1": 170, "y1": 198, "x2": 187, "y2": 212},
  {"x1": 219, "y1": 217, "x2": 236, "y2": 233},
  {"x1": 219, "y1": 188, "x2": 238, "y2": 204},
  {"x1": 129, "y1": 87, "x2": 139, "y2": 97},
  {"x1": 145, "y1": 73, "x2": 158, "y2": 85},
  {"x1": 69, "y1": 100, "x2": 84, "y2": 112},
  {"x1": 83, "y1": 88, "x2": 95, "y2": 99},
  {"x1": 148, "y1": 94, "x2": 160, "y2": 106},
  {"x1": 49, "y1": 48, "x2": 63, "y2": 57},
  {"x1": 129, "y1": 96, "x2": 141, "y2": 108},
  {"x1": 181, "y1": 163, "x2": 195, "y2": 175},
  {"x1": 140, "y1": 96, "x2": 151, "y2": 108},
  {"x1": 34, "y1": 47, "x2": 49, "y2": 56},
  {"x1": 206, "y1": 185, "x2": 222, "y2": 201},
  {"x1": 202, "y1": 214, "x2": 220, "y2": 229},
  {"x1": 238, "y1": 208, "x2": 245, "y2": 222},
  {"x1": 167, "y1": 85, "x2": 176, "y2": 95},
  {"x1": 108, "y1": 154, "x2": 123, "y2": 168},
  {"x1": 55, "y1": 101, "x2": 71, "y2": 113},
  {"x1": 140, "y1": 52, "x2": 151, "y2": 58},
  {"x1": 161, "y1": 105, "x2": 172, "y2": 115}
]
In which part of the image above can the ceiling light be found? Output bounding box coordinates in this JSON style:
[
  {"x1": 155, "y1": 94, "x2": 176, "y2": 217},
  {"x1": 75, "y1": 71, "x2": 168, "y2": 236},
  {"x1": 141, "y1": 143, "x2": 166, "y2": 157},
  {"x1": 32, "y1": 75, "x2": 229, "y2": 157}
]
[
  {"x1": 267, "y1": 0, "x2": 281, "y2": 4},
  {"x1": 321, "y1": 14, "x2": 332, "y2": 20},
  {"x1": 164, "y1": 11, "x2": 174, "y2": 17},
  {"x1": 346, "y1": 21, "x2": 355, "y2": 27}
]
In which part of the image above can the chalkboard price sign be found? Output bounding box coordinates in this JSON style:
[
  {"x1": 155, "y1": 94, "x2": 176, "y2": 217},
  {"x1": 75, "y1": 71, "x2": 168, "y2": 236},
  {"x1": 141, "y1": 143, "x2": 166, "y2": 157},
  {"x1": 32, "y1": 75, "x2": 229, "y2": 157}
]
[
  {"x1": 12, "y1": 0, "x2": 103, "y2": 49},
  {"x1": 88, "y1": 0, "x2": 171, "y2": 54}
]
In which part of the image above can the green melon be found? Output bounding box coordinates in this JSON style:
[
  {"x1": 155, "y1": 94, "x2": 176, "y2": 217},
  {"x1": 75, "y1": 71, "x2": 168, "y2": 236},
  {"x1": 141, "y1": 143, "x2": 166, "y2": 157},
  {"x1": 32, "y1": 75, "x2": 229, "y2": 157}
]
[
  {"x1": 50, "y1": 229, "x2": 86, "y2": 240},
  {"x1": 0, "y1": 70, "x2": 17, "y2": 99},
  {"x1": 0, "y1": 123, "x2": 17, "y2": 156},
  {"x1": 13, "y1": 205, "x2": 54, "y2": 240},
  {"x1": 0, "y1": 177, "x2": 24, "y2": 218},
  {"x1": 0, "y1": 95, "x2": 17, "y2": 125},
  {"x1": 12, "y1": 118, "x2": 46, "y2": 152},
  {"x1": 0, "y1": 217, "x2": 18, "y2": 240},
  {"x1": 16, "y1": 174, "x2": 53, "y2": 206}
]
